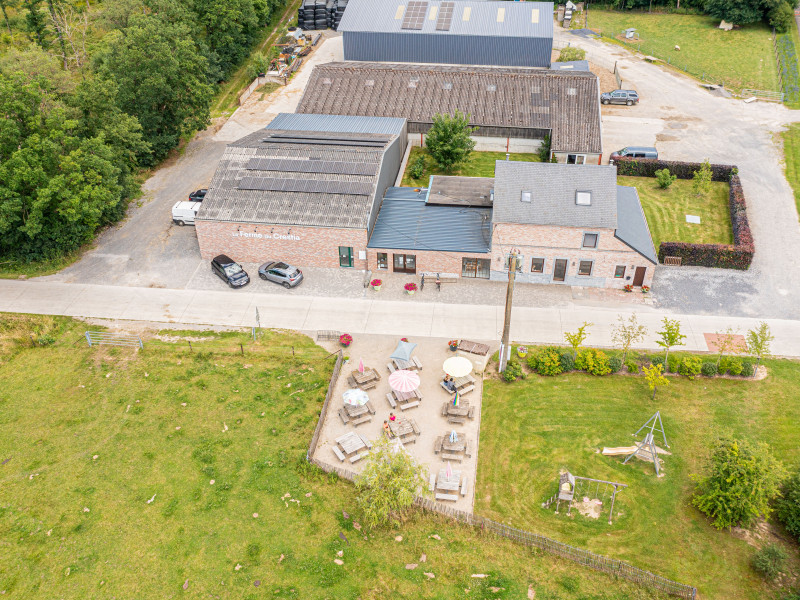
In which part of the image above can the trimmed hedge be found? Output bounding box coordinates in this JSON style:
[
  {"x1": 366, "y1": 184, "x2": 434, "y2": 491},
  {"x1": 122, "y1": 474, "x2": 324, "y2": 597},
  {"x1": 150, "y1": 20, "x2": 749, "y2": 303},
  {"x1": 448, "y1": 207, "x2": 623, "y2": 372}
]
[{"x1": 616, "y1": 158, "x2": 753, "y2": 270}]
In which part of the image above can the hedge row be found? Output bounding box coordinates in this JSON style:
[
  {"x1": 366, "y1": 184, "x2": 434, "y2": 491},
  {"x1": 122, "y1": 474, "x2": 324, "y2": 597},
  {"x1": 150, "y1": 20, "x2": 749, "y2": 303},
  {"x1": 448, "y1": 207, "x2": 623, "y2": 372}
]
[{"x1": 616, "y1": 158, "x2": 754, "y2": 270}]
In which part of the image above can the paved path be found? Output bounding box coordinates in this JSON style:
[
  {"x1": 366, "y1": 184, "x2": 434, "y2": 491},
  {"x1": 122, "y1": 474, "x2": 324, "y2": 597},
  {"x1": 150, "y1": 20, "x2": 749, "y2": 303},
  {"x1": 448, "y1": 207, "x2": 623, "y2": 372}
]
[{"x1": 3, "y1": 279, "x2": 799, "y2": 357}]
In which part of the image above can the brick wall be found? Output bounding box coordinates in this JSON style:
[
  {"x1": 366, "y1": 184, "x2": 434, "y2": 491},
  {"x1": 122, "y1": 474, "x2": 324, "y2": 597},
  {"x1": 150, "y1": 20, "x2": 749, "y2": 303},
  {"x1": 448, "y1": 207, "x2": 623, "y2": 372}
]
[
  {"x1": 367, "y1": 248, "x2": 492, "y2": 277},
  {"x1": 491, "y1": 223, "x2": 655, "y2": 288},
  {"x1": 195, "y1": 220, "x2": 369, "y2": 269}
]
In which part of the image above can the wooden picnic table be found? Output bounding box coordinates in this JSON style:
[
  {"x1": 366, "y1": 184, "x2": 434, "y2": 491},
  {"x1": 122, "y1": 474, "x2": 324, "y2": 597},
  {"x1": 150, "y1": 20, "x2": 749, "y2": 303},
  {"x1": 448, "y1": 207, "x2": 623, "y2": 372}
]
[
  {"x1": 336, "y1": 431, "x2": 366, "y2": 456},
  {"x1": 389, "y1": 417, "x2": 420, "y2": 442},
  {"x1": 453, "y1": 374, "x2": 475, "y2": 390},
  {"x1": 437, "y1": 468, "x2": 462, "y2": 492},
  {"x1": 393, "y1": 389, "x2": 421, "y2": 402},
  {"x1": 353, "y1": 369, "x2": 379, "y2": 384},
  {"x1": 344, "y1": 403, "x2": 368, "y2": 418},
  {"x1": 392, "y1": 356, "x2": 422, "y2": 371}
]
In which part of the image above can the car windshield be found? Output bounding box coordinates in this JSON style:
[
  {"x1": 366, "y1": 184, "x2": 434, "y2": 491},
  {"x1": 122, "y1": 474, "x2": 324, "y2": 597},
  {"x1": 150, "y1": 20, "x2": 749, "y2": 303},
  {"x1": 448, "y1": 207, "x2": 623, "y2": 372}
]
[
  {"x1": 224, "y1": 263, "x2": 243, "y2": 276},
  {"x1": 619, "y1": 148, "x2": 629, "y2": 156}
]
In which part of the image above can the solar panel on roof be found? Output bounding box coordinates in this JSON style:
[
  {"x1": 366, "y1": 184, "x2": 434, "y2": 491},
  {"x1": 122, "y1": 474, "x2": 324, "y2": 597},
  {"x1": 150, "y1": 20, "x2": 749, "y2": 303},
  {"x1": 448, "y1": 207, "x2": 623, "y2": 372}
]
[
  {"x1": 238, "y1": 176, "x2": 374, "y2": 196},
  {"x1": 246, "y1": 158, "x2": 378, "y2": 176},
  {"x1": 401, "y1": 1, "x2": 427, "y2": 30},
  {"x1": 435, "y1": 1, "x2": 453, "y2": 30}
]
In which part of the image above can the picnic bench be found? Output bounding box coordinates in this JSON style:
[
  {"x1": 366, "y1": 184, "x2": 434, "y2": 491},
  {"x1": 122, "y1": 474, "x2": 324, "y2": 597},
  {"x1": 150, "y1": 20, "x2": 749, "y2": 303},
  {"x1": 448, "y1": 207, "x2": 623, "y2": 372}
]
[
  {"x1": 434, "y1": 433, "x2": 470, "y2": 460},
  {"x1": 335, "y1": 431, "x2": 368, "y2": 463},
  {"x1": 434, "y1": 467, "x2": 462, "y2": 502},
  {"x1": 389, "y1": 388, "x2": 422, "y2": 411},
  {"x1": 458, "y1": 340, "x2": 490, "y2": 356},
  {"x1": 339, "y1": 402, "x2": 374, "y2": 427},
  {"x1": 392, "y1": 356, "x2": 423, "y2": 371},
  {"x1": 442, "y1": 400, "x2": 475, "y2": 424},
  {"x1": 350, "y1": 368, "x2": 380, "y2": 391},
  {"x1": 388, "y1": 417, "x2": 420, "y2": 444}
]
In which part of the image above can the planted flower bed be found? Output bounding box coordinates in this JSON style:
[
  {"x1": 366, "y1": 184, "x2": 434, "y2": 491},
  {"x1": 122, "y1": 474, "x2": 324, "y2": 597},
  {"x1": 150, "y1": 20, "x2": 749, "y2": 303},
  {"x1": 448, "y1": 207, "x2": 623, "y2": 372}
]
[{"x1": 777, "y1": 34, "x2": 800, "y2": 105}]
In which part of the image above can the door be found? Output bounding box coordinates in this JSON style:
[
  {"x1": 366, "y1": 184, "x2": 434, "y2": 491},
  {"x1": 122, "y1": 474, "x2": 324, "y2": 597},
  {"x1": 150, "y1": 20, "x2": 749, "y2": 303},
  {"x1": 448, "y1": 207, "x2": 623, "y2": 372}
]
[
  {"x1": 553, "y1": 259, "x2": 568, "y2": 282},
  {"x1": 393, "y1": 253, "x2": 416, "y2": 274},
  {"x1": 633, "y1": 266, "x2": 646, "y2": 286},
  {"x1": 338, "y1": 246, "x2": 353, "y2": 268}
]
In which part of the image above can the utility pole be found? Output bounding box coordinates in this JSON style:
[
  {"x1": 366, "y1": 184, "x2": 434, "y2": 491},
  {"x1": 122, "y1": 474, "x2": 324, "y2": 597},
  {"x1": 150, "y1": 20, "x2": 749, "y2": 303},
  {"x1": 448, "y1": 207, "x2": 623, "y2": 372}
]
[{"x1": 499, "y1": 252, "x2": 518, "y2": 372}]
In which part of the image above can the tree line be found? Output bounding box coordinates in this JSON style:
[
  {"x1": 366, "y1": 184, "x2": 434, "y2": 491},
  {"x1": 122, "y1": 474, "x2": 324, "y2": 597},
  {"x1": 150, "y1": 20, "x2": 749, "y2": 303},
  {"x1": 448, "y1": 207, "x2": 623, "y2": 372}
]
[{"x1": 0, "y1": 0, "x2": 289, "y2": 263}]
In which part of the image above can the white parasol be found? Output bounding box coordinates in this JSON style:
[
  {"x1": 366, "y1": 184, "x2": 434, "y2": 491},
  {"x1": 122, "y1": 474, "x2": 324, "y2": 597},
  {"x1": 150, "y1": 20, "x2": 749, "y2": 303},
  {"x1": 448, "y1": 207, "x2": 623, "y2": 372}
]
[
  {"x1": 342, "y1": 388, "x2": 370, "y2": 406},
  {"x1": 442, "y1": 356, "x2": 472, "y2": 378}
]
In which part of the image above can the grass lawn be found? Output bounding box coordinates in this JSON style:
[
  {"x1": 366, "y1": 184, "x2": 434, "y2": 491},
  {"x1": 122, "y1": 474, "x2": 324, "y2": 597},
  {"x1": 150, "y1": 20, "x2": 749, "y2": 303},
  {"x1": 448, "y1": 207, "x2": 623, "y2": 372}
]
[
  {"x1": 588, "y1": 9, "x2": 779, "y2": 92},
  {"x1": 400, "y1": 148, "x2": 539, "y2": 188},
  {"x1": 619, "y1": 175, "x2": 732, "y2": 250},
  {"x1": 0, "y1": 315, "x2": 668, "y2": 599},
  {"x1": 781, "y1": 123, "x2": 800, "y2": 219},
  {"x1": 477, "y1": 355, "x2": 800, "y2": 600}
]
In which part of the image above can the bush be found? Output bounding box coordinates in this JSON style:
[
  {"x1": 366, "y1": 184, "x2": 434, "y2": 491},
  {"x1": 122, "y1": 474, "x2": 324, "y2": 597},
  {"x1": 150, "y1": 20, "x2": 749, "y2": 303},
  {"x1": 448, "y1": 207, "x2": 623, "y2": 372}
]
[
  {"x1": 752, "y1": 543, "x2": 788, "y2": 580},
  {"x1": 532, "y1": 348, "x2": 563, "y2": 376},
  {"x1": 666, "y1": 353, "x2": 680, "y2": 374},
  {"x1": 718, "y1": 356, "x2": 743, "y2": 376},
  {"x1": 558, "y1": 46, "x2": 586, "y2": 62},
  {"x1": 608, "y1": 356, "x2": 623, "y2": 373},
  {"x1": 502, "y1": 360, "x2": 522, "y2": 382},
  {"x1": 409, "y1": 155, "x2": 426, "y2": 180},
  {"x1": 678, "y1": 356, "x2": 702, "y2": 379},
  {"x1": 770, "y1": 2, "x2": 795, "y2": 33},
  {"x1": 740, "y1": 358, "x2": 755, "y2": 377},
  {"x1": 625, "y1": 360, "x2": 639, "y2": 374},
  {"x1": 526, "y1": 352, "x2": 539, "y2": 371},
  {"x1": 701, "y1": 362, "x2": 718, "y2": 377},
  {"x1": 778, "y1": 469, "x2": 800, "y2": 541},
  {"x1": 575, "y1": 349, "x2": 611, "y2": 376},
  {"x1": 655, "y1": 168, "x2": 677, "y2": 189},
  {"x1": 559, "y1": 351, "x2": 575, "y2": 372}
]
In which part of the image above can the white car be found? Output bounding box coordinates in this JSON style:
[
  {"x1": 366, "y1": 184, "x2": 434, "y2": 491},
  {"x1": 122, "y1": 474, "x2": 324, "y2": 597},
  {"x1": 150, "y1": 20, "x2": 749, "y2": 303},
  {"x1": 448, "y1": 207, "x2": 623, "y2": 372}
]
[{"x1": 172, "y1": 201, "x2": 201, "y2": 226}]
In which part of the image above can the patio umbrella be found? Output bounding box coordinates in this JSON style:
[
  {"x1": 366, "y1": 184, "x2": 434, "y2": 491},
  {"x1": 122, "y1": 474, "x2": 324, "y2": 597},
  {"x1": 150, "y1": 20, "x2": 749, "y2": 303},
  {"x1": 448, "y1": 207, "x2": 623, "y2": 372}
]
[
  {"x1": 342, "y1": 388, "x2": 369, "y2": 406},
  {"x1": 358, "y1": 358, "x2": 364, "y2": 373},
  {"x1": 390, "y1": 340, "x2": 417, "y2": 363},
  {"x1": 443, "y1": 356, "x2": 472, "y2": 378},
  {"x1": 449, "y1": 430, "x2": 458, "y2": 443},
  {"x1": 446, "y1": 460, "x2": 453, "y2": 480},
  {"x1": 388, "y1": 369, "x2": 420, "y2": 393}
]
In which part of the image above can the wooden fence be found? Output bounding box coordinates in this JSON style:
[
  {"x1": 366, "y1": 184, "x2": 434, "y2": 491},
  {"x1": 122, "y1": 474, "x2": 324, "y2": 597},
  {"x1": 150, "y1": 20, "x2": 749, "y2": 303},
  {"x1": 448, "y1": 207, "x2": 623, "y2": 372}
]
[{"x1": 307, "y1": 350, "x2": 344, "y2": 459}]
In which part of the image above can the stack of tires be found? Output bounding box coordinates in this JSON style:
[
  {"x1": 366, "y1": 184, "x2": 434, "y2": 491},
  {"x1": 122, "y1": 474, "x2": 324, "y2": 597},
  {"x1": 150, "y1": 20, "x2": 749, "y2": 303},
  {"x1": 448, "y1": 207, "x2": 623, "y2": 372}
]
[
  {"x1": 313, "y1": 0, "x2": 327, "y2": 30},
  {"x1": 297, "y1": 0, "x2": 349, "y2": 30},
  {"x1": 333, "y1": 0, "x2": 348, "y2": 30}
]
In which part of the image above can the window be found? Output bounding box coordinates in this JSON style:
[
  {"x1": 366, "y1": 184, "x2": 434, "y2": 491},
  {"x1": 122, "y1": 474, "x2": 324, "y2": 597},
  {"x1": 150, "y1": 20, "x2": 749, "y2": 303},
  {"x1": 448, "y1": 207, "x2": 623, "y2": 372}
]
[
  {"x1": 520, "y1": 190, "x2": 531, "y2": 202},
  {"x1": 576, "y1": 191, "x2": 592, "y2": 205},
  {"x1": 377, "y1": 253, "x2": 388, "y2": 269},
  {"x1": 503, "y1": 254, "x2": 523, "y2": 271},
  {"x1": 462, "y1": 258, "x2": 490, "y2": 279},
  {"x1": 578, "y1": 260, "x2": 593, "y2": 276},
  {"x1": 568, "y1": 154, "x2": 586, "y2": 165},
  {"x1": 614, "y1": 265, "x2": 626, "y2": 278},
  {"x1": 531, "y1": 258, "x2": 545, "y2": 273},
  {"x1": 582, "y1": 233, "x2": 598, "y2": 248}
]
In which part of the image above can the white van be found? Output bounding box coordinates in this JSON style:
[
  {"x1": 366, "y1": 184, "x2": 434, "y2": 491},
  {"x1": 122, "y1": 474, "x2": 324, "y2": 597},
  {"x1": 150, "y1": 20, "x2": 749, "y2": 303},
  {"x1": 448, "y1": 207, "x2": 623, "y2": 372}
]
[{"x1": 172, "y1": 201, "x2": 200, "y2": 226}]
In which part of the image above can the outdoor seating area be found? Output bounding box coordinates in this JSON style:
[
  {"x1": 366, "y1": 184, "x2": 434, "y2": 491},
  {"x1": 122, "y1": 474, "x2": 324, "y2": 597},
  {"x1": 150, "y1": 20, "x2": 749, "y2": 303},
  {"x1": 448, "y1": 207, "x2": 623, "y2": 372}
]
[
  {"x1": 429, "y1": 465, "x2": 469, "y2": 502},
  {"x1": 441, "y1": 400, "x2": 476, "y2": 425},
  {"x1": 434, "y1": 431, "x2": 474, "y2": 462}
]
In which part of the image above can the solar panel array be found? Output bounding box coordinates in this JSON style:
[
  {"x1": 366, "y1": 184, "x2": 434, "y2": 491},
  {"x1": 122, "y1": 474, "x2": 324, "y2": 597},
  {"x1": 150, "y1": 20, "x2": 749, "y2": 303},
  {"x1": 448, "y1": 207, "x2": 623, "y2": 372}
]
[
  {"x1": 401, "y1": 1, "x2": 427, "y2": 30},
  {"x1": 238, "y1": 176, "x2": 374, "y2": 196},
  {"x1": 246, "y1": 158, "x2": 378, "y2": 176},
  {"x1": 262, "y1": 133, "x2": 389, "y2": 148},
  {"x1": 436, "y1": 1, "x2": 454, "y2": 30}
]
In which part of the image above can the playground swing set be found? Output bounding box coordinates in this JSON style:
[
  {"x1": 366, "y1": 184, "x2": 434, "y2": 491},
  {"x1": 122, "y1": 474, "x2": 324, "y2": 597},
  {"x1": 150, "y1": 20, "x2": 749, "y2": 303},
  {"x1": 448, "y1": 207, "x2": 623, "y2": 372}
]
[{"x1": 602, "y1": 411, "x2": 670, "y2": 476}]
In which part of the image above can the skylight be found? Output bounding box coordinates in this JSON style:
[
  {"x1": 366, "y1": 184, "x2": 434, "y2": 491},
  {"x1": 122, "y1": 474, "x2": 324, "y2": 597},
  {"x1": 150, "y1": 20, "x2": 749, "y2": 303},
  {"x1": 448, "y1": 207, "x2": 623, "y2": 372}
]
[
  {"x1": 531, "y1": 8, "x2": 539, "y2": 23},
  {"x1": 462, "y1": 6, "x2": 471, "y2": 21},
  {"x1": 496, "y1": 7, "x2": 505, "y2": 22},
  {"x1": 520, "y1": 191, "x2": 531, "y2": 203},
  {"x1": 576, "y1": 191, "x2": 592, "y2": 206}
]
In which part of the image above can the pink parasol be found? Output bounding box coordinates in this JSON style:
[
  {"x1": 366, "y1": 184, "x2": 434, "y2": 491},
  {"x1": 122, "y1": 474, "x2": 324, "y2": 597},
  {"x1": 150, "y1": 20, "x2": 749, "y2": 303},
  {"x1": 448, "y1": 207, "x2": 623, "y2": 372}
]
[
  {"x1": 388, "y1": 369, "x2": 420, "y2": 393},
  {"x1": 446, "y1": 460, "x2": 453, "y2": 480},
  {"x1": 358, "y1": 358, "x2": 364, "y2": 373}
]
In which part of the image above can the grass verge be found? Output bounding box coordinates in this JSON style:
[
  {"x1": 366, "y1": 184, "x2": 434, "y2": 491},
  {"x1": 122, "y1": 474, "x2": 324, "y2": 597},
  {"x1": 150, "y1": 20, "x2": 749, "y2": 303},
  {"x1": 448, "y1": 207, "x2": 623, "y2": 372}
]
[
  {"x1": 0, "y1": 315, "x2": 669, "y2": 599},
  {"x1": 619, "y1": 175, "x2": 732, "y2": 249},
  {"x1": 781, "y1": 122, "x2": 800, "y2": 219},
  {"x1": 588, "y1": 9, "x2": 779, "y2": 92},
  {"x1": 477, "y1": 354, "x2": 800, "y2": 600},
  {"x1": 401, "y1": 148, "x2": 539, "y2": 187}
]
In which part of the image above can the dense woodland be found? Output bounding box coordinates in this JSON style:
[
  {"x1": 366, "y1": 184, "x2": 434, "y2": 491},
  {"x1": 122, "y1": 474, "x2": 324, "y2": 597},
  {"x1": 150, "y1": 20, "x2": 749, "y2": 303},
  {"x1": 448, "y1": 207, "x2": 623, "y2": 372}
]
[{"x1": 0, "y1": 0, "x2": 288, "y2": 263}]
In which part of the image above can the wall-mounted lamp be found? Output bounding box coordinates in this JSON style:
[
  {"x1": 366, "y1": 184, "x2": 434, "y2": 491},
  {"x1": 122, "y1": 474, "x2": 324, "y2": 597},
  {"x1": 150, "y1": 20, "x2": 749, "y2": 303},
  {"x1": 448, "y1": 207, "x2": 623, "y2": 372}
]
[
  {"x1": 271, "y1": 227, "x2": 274, "y2": 234},
  {"x1": 237, "y1": 226, "x2": 241, "y2": 232},
  {"x1": 287, "y1": 228, "x2": 292, "y2": 234}
]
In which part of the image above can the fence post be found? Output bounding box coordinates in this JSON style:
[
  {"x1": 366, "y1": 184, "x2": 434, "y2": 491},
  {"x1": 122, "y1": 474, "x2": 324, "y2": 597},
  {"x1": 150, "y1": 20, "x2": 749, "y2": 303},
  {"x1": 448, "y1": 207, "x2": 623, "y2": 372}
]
[{"x1": 240, "y1": 343, "x2": 244, "y2": 355}]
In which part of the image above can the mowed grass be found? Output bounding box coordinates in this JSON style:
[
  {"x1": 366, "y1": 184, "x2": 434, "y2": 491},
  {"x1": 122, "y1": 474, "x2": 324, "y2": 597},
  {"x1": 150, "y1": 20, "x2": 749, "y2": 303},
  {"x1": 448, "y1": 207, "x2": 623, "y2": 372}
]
[
  {"x1": 477, "y1": 356, "x2": 800, "y2": 600},
  {"x1": 589, "y1": 10, "x2": 779, "y2": 92},
  {"x1": 619, "y1": 175, "x2": 732, "y2": 249},
  {"x1": 0, "y1": 315, "x2": 668, "y2": 600},
  {"x1": 400, "y1": 148, "x2": 539, "y2": 188},
  {"x1": 781, "y1": 122, "x2": 800, "y2": 219}
]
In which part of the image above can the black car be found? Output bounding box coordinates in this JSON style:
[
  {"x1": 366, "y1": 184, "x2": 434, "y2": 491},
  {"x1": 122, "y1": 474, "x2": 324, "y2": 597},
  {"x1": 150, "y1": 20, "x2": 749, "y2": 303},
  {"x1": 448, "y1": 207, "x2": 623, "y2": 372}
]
[
  {"x1": 211, "y1": 255, "x2": 250, "y2": 288},
  {"x1": 600, "y1": 89, "x2": 639, "y2": 106},
  {"x1": 189, "y1": 189, "x2": 207, "y2": 202},
  {"x1": 258, "y1": 261, "x2": 304, "y2": 288}
]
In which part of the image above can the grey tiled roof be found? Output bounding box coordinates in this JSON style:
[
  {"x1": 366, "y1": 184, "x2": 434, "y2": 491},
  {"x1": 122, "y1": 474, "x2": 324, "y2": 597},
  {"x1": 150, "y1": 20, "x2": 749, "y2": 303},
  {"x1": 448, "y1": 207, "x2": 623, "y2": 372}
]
[
  {"x1": 339, "y1": 0, "x2": 554, "y2": 38},
  {"x1": 615, "y1": 185, "x2": 657, "y2": 263},
  {"x1": 368, "y1": 187, "x2": 491, "y2": 252},
  {"x1": 265, "y1": 113, "x2": 407, "y2": 135},
  {"x1": 297, "y1": 62, "x2": 602, "y2": 154},
  {"x1": 493, "y1": 162, "x2": 617, "y2": 229},
  {"x1": 198, "y1": 116, "x2": 400, "y2": 228}
]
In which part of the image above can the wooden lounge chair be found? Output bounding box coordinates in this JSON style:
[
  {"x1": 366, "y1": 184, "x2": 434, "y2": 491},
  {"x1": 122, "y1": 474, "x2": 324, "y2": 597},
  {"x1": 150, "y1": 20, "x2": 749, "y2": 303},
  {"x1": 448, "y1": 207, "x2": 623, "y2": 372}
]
[
  {"x1": 434, "y1": 436, "x2": 444, "y2": 454},
  {"x1": 435, "y1": 493, "x2": 458, "y2": 502},
  {"x1": 332, "y1": 446, "x2": 346, "y2": 462},
  {"x1": 386, "y1": 393, "x2": 397, "y2": 409},
  {"x1": 461, "y1": 476, "x2": 469, "y2": 496},
  {"x1": 400, "y1": 401, "x2": 420, "y2": 411},
  {"x1": 338, "y1": 408, "x2": 350, "y2": 425}
]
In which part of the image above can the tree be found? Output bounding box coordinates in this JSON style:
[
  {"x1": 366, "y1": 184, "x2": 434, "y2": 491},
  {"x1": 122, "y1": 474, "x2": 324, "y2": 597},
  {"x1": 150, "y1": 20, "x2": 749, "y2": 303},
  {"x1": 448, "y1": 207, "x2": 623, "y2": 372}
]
[
  {"x1": 705, "y1": 0, "x2": 775, "y2": 25},
  {"x1": 611, "y1": 313, "x2": 647, "y2": 363},
  {"x1": 692, "y1": 436, "x2": 786, "y2": 529},
  {"x1": 714, "y1": 326, "x2": 740, "y2": 366},
  {"x1": 538, "y1": 132, "x2": 551, "y2": 163},
  {"x1": 655, "y1": 317, "x2": 686, "y2": 365},
  {"x1": 777, "y1": 468, "x2": 800, "y2": 541},
  {"x1": 195, "y1": 0, "x2": 260, "y2": 78},
  {"x1": 655, "y1": 168, "x2": 676, "y2": 189},
  {"x1": 558, "y1": 46, "x2": 586, "y2": 62},
  {"x1": 425, "y1": 110, "x2": 477, "y2": 173},
  {"x1": 692, "y1": 159, "x2": 712, "y2": 197},
  {"x1": 769, "y1": 1, "x2": 794, "y2": 33},
  {"x1": 642, "y1": 362, "x2": 668, "y2": 400},
  {"x1": 0, "y1": 0, "x2": 17, "y2": 34},
  {"x1": 746, "y1": 321, "x2": 773, "y2": 372},
  {"x1": 355, "y1": 437, "x2": 427, "y2": 528},
  {"x1": 564, "y1": 321, "x2": 592, "y2": 360},
  {"x1": 22, "y1": 0, "x2": 48, "y2": 47}
]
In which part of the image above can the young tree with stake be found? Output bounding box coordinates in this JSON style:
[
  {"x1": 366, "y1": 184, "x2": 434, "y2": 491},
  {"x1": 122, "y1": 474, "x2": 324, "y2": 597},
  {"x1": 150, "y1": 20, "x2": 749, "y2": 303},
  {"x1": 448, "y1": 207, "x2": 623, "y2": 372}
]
[
  {"x1": 564, "y1": 321, "x2": 592, "y2": 360},
  {"x1": 746, "y1": 321, "x2": 773, "y2": 374},
  {"x1": 656, "y1": 317, "x2": 686, "y2": 365},
  {"x1": 714, "y1": 327, "x2": 740, "y2": 366},
  {"x1": 643, "y1": 362, "x2": 668, "y2": 401},
  {"x1": 611, "y1": 313, "x2": 647, "y2": 363}
]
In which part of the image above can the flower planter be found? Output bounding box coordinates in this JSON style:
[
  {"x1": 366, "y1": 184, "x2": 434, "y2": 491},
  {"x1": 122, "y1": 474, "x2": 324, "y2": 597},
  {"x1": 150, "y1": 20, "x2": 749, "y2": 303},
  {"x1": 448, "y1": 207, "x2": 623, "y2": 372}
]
[
  {"x1": 517, "y1": 346, "x2": 528, "y2": 358},
  {"x1": 407, "y1": 290, "x2": 415, "y2": 296},
  {"x1": 373, "y1": 285, "x2": 382, "y2": 291},
  {"x1": 449, "y1": 345, "x2": 458, "y2": 352},
  {"x1": 339, "y1": 333, "x2": 353, "y2": 347}
]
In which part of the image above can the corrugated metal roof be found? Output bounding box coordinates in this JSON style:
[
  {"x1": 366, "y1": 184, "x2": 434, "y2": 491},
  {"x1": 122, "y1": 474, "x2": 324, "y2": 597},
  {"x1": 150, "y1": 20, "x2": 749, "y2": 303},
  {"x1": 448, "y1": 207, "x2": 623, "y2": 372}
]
[
  {"x1": 615, "y1": 185, "x2": 657, "y2": 263},
  {"x1": 298, "y1": 62, "x2": 602, "y2": 154},
  {"x1": 265, "y1": 113, "x2": 407, "y2": 135},
  {"x1": 339, "y1": 0, "x2": 553, "y2": 38},
  {"x1": 493, "y1": 162, "x2": 617, "y2": 229},
  {"x1": 368, "y1": 188, "x2": 491, "y2": 252},
  {"x1": 550, "y1": 60, "x2": 590, "y2": 71}
]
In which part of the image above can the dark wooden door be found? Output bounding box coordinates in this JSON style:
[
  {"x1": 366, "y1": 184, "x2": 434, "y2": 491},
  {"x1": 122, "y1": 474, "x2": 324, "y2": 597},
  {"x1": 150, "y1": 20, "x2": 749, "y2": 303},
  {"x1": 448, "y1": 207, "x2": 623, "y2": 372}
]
[
  {"x1": 393, "y1": 254, "x2": 416, "y2": 274},
  {"x1": 553, "y1": 259, "x2": 568, "y2": 282},
  {"x1": 633, "y1": 266, "x2": 646, "y2": 286}
]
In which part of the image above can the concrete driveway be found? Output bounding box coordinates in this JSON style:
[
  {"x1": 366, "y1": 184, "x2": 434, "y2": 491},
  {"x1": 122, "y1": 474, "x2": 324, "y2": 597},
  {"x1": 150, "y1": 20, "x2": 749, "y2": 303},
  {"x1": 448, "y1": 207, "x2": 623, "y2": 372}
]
[{"x1": 557, "y1": 29, "x2": 800, "y2": 319}]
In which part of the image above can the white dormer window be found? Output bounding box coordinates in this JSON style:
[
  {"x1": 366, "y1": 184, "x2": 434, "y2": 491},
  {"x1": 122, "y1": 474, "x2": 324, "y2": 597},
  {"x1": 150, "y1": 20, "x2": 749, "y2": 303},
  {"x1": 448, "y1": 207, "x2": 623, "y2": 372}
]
[
  {"x1": 576, "y1": 191, "x2": 591, "y2": 205},
  {"x1": 520, "y1": 190, "x2": 531, "y2": 202}
]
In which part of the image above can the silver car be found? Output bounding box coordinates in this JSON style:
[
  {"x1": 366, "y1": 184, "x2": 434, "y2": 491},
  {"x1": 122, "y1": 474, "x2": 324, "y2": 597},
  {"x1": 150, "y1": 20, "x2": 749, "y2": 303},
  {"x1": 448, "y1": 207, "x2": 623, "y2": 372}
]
[{"x1": 258, "y1": 261, "x2": 303, "y2": 288}]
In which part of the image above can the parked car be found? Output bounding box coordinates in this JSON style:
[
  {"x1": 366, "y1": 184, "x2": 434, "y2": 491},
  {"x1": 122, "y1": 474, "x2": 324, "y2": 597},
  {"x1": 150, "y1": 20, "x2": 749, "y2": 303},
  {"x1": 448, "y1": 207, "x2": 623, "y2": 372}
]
[
  {"x1": 600, "y1": 89, "x2": 639, "y2": 106},
  {"x1": 258, "y1": 261, "x2": 304, "y2": 288},
  {"x1": 189, "y1": 189, "x2": 207, "y2": 202},
  {"x1": 172, "y1": 201, "x2": 200, "y2": 226},
  {"x1": 211, "y1": 255, "x2": 250, "y2": 288},
  {"x1": 609, "y1": 146, "x2": 658, "y2": 164}
]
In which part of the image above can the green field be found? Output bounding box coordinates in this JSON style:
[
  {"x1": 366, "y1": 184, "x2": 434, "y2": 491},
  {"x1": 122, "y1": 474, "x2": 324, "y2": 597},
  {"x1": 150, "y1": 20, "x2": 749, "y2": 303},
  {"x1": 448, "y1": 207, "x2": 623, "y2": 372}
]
[
  {"x1": 589, "y1": 10, "x2": 779, "y2": 92},
  {"x1": 401, "y1": 148, "x2": 539, "y2": 188},
  {"x1": 781, "y1": 123, "x2": 800, "y2": 219},
  {"x1": 477, "y1": 355, "x2": 800, "y2": 600},
  {"x1": 619, "y1": 175, "x2": 732, "y2": 250},
  {"x1": 0, "y1": 315, "x2": 669, "y2": 599}
]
